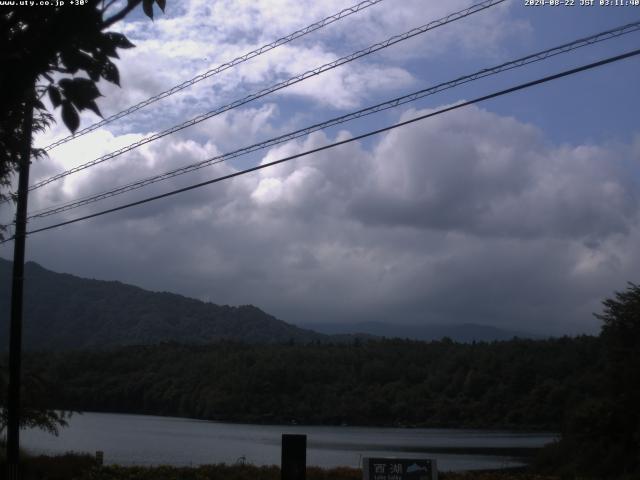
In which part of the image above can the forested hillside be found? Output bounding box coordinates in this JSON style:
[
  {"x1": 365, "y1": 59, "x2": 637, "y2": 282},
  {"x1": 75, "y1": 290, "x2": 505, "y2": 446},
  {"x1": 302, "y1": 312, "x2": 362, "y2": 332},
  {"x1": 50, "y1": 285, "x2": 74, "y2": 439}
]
[
  {"x1": 0, "y1": 258, "x2": 323, "y2": 349},
  {"x1": 21, "y1": 336, "x2": 603, "y2": 430}
]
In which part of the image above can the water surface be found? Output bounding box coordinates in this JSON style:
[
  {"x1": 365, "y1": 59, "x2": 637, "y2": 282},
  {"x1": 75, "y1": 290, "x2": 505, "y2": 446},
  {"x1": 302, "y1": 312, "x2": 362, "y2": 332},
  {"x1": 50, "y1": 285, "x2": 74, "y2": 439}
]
[{"x1": 21, "y1": 412, "x2": 556, "y2": 471}]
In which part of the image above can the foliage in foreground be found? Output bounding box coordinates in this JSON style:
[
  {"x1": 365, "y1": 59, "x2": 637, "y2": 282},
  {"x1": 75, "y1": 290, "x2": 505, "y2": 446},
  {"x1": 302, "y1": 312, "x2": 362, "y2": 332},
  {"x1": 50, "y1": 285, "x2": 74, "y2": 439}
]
[
  {"x1": 539, "y1": 283, "x2": 640, "y2": 478},
  {"x1": 0, "y1": 449, "x2": 97, "y2": 480},
  {"x1": 73, "y1": 465, "x2": 561, "y2": 480},
  {"x1": 0, "y1": 366, "x2": 71, "y2": 435},
  {"x1": 0, "y1": 0, "x2": 167, "y2": 243},
  {"x1": 0, "y1": 454, "x2": 562, "y2": 480}
]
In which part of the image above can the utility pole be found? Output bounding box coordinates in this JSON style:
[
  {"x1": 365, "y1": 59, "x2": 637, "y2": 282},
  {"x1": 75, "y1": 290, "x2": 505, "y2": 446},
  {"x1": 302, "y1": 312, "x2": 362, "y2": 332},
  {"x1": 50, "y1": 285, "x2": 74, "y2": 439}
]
[{"x1": 6, "y1": 89, "x2": 35, "y2": 480}]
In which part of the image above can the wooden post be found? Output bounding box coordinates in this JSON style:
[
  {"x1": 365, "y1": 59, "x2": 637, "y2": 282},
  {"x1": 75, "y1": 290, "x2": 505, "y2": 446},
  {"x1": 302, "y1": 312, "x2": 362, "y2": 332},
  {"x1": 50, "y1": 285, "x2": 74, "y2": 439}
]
[
  {"x1": 281, "y1": 434, "x2": 306, "y2": 480},
  {"x1": 6, "y1": 89, "x2": 34, "y2": 480}
]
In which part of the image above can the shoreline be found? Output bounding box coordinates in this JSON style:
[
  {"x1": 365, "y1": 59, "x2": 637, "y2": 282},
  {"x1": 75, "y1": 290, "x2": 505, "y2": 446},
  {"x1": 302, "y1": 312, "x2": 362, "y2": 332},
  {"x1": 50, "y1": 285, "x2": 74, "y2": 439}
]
[
  {"x1": 2, "y1": 457, "x2": 560, "y2": 480},
  {"x1": 61, "y1": 409, "x2": 560, "y2": 435}
]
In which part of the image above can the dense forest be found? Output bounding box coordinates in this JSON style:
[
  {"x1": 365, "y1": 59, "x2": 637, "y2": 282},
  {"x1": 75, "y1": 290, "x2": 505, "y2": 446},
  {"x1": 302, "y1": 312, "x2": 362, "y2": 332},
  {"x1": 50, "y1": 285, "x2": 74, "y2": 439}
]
[{"x1": 19, "y1": 336, "x2": 603, "y2": 431}]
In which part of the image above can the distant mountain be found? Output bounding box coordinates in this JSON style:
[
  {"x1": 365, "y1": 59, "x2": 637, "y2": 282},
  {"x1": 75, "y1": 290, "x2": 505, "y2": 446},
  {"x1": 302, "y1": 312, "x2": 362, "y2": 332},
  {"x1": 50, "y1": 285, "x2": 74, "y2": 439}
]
[
  {"x1": 300, "y1": 320, "x2": 541, "y2": 343},
  {"x1": 0, "y1": 258, "x2": 324, "y2": 351}
]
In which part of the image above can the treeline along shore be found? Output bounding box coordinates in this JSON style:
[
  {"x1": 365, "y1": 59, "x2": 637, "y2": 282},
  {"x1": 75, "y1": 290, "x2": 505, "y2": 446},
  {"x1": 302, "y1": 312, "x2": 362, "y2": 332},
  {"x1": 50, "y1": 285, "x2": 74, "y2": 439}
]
[{"x1": 19, "y1": 336, "x2": 602, "y2": 430}]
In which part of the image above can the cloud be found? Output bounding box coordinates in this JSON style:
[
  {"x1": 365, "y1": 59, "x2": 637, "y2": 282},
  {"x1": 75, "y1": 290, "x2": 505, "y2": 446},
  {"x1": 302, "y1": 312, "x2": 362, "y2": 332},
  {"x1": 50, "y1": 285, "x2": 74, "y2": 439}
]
[
  {"x1": 348, "y1": 106, "x2": 638, "y2": 241},
  {"x1": 75, "y1": 0, "x2": 528, "y2": 136},
  {"x1": 2, "y1": 1, "x2": 636, "y2": 339},
  {"x1": 8, "y1": 102, "x2": 638, "y2": 337}
]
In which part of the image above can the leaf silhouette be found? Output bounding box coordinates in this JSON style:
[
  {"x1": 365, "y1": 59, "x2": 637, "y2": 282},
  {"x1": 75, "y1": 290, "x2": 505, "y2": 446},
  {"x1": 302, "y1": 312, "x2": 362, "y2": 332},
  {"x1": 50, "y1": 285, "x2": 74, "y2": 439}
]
[{"x1": 61, "y1": 101, "x2": 79, "y2": 133}]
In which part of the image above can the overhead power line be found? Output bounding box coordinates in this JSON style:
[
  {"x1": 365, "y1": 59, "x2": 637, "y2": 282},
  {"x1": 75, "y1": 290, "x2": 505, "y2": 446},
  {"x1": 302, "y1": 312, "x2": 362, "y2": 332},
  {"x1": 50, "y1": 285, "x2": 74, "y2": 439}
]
[
  {"x1": 43, "y1": 0, "x2": 387, "y2": 152},
  {"x1": 27, "y1": 0, "x2": 505, "y2": 192},
  {"x1": 24, "y1": 20, "x2": 640, "y2": 220},
  {"x1": 1, "y1": 47, "x2": 636, "y2": 244}
]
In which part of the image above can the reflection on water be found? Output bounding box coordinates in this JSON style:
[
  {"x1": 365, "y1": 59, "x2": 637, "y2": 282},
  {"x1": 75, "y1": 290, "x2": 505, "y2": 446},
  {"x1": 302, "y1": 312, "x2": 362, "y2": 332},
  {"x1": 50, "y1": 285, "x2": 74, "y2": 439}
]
[{"x1": 21, "y1": 412, "x2": 556, "y2": 471}]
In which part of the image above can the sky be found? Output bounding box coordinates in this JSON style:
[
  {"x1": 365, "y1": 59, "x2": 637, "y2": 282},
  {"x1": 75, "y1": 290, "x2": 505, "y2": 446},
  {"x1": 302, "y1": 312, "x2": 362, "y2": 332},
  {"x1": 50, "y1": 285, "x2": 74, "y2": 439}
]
[{"x1": 2, "y1": 0, "x2": 640, "y2": 335}]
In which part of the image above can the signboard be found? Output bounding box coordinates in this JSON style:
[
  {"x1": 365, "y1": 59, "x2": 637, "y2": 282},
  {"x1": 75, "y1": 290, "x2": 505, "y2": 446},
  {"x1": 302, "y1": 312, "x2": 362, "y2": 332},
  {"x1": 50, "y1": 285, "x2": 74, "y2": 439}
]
[{"x1": 363, "y1": 457, "x2": 437, "y2": 480}]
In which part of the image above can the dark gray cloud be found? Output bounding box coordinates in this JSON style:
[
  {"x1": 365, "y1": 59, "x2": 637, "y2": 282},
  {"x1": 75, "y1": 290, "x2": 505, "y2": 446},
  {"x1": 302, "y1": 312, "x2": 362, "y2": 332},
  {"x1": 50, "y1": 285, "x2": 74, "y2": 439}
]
[{"x1": 3, "y1": 105, "x2": 638, "y2": 337}]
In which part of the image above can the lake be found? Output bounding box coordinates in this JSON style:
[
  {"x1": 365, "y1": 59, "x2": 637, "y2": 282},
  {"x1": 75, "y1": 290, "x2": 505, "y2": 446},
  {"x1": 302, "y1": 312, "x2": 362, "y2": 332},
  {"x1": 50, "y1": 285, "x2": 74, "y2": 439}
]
[{"x1": 21, "y1": 412, "x2": 556, "y2": 472}]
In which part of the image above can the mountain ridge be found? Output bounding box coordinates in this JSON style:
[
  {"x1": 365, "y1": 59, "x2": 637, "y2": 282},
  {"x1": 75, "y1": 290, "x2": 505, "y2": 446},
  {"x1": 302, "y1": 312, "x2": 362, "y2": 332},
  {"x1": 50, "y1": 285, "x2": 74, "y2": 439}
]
[
  {"x1": 300, "y1": 320, "x2": 542, "y2": 343},
  {"x1": 1, "y1": 257, "x2": 541, "y2": 351},
  {"x1": 0, "y1": 257, "x2": 324, "y2": 351}
]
